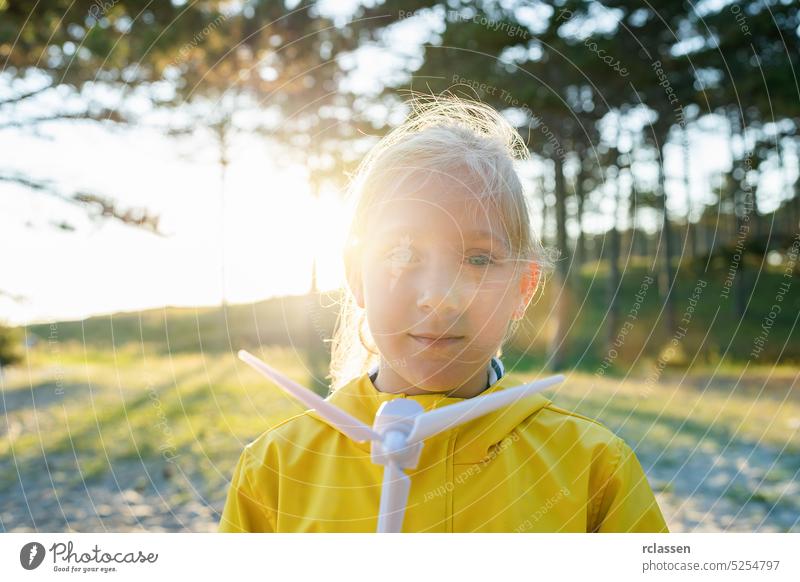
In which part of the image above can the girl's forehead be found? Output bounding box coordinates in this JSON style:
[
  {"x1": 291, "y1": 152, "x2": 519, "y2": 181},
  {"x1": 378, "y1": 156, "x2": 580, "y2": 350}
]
[
  {"x1": 365, "y1": 197, "x2": 511, "y2": 256},
  {"x1": 369, "y1": 180, "x2": 503, "y2": 231}
]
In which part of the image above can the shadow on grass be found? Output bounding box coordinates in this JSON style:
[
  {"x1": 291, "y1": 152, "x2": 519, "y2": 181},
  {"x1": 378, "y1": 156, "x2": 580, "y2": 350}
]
[{"x1": 1, "y1": 381, "x2": 88, "y2": 414}]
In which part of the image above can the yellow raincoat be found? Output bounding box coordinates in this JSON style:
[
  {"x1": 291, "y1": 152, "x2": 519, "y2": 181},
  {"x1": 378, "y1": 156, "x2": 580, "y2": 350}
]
[{"x1": 219, "y1": 370, "x2": 668, "y2": 532}]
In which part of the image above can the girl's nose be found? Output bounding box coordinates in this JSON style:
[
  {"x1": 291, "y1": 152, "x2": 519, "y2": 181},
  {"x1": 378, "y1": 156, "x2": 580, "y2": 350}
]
[{"x1": 415, "y1": 265, "x2": 467, "y2": 316}]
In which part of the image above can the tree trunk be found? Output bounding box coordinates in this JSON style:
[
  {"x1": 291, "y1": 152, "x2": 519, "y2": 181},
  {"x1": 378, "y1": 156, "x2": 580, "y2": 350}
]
[
  {"x1": 575, "y1": 156, "x2": 587, "y2": 267},
  {"x1": 793, "y1": 138, "x2": 800, "y2": 233},
  {"x1": 607, "y1": 163, "x2": 622, "y2": 354},
  {"x1": 307, "y1": 175, "x2": 327, "y2": 394},
  {"x1": 538, "y1": 173, "x2": 550, "y2": 248},
  {"x1": 781, "y1": 138, "x2": 798, "y2": 239},
  {"x1": 549, "y1": 154, "x2": 570, "y2": 370},
  {"x1": 215, "y1": 119, "x2": 230, "y2": 308},
  {"x1": 729, "y1": 115, "x2": 748, "y2": 317},
  {"x1": 554, "y1": 155, "x2": 569, "y2": 277},
  {"x1": 657, "y1": 141, "x2": 677, "y2": 338},
  {"x1": 683, "y1": 126, "x2": 697, "y2": 263}
]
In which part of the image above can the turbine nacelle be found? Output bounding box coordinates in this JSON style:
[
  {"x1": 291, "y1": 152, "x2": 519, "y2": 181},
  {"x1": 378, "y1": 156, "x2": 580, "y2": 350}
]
[{"x1": 371, "y1": 399, "x2": 425, "y2": 471}]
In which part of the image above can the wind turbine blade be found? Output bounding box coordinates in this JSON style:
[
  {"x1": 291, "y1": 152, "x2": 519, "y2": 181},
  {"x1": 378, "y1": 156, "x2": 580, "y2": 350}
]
[
  {"x1": 407, "y1": 374, "x2": 565, "y2": 444},
  {"x1": 238, "y1": 350, "x2": 380, "y2": 443},
  {"x1": 376, "y1": 462, "x2": 412, "y2": 533}
]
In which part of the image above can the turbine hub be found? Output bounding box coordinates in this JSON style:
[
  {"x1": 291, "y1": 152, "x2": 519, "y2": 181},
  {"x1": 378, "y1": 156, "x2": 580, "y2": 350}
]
[{"x1": 371, "y1": 399, "x2": 424, "y2": 469}]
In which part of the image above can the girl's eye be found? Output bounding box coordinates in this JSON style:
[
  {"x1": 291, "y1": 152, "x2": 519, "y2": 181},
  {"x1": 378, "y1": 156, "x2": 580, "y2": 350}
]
[
  {"x1": 467, "y1": 253, "x2": 495, "y2": 267},
  {"x1": 383, "y1": 246, "x2": 498, "y2": 267}
]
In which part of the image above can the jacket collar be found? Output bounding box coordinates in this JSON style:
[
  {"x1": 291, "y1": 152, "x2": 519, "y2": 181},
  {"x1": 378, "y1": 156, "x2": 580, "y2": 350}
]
[
  {"x1": 310, "y1": 364, "x2": 552, "y2": 465},
  {"x1": 366, "y1": 356, "x2": 505, "y2": 387}
]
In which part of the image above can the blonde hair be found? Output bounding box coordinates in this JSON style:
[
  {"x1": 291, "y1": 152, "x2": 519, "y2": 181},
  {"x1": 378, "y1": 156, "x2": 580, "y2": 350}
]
[{"x1": 326, "y1": 95, "x2": 552, "y2": 393}]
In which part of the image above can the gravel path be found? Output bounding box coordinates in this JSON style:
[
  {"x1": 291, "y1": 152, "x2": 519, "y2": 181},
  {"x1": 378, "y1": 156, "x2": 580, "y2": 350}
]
[{"x1": 0, "y1": 454, "x2": 221, "y2": 532}]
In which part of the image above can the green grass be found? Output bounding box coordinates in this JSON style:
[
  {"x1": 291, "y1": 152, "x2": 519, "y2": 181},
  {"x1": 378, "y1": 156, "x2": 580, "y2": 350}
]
[{"x1": 542, "y1": 370, "x2": 800, "y2": 453}]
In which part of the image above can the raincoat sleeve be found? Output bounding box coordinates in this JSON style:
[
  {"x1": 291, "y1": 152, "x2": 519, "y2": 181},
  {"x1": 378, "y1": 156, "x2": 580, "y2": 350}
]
[
  {"x1": 592, "y1": 438, "x2": 669, "y2": 533},
  {"x1": 218, "y1": 446, "x2": 277, "y2": 533}
]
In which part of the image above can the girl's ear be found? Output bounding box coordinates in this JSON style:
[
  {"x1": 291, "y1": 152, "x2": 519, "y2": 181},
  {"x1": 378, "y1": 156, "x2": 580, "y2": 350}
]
[{"x1": 512, "y1": 261, "x2": 540, "y2": 321}]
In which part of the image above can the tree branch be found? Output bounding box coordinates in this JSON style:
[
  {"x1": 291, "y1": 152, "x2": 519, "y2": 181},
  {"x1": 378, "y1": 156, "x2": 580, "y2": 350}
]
[
  {"x1": 0, "y1": 109, "x2": 127, "y2": 130},
  {"x1": 0, "y1": 174, "x2": 163, "y2": 235},
  {"x1": 0, "y1": 82, "x2": 54, "y2": 107}
]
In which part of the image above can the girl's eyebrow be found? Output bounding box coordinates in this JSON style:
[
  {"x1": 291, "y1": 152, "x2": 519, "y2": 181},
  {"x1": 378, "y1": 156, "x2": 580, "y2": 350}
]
[
  {"x1": 380, "y1": 226, "x2": 509, "y2": 251},
  {"x1": 465, "y1": 229, "x2": 510, "y2": 252}
]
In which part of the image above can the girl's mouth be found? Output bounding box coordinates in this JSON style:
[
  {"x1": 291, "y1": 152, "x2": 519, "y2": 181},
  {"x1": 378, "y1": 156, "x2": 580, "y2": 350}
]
[{"x1": 408, "y1": 334, "x2": 465, "y2": 348}]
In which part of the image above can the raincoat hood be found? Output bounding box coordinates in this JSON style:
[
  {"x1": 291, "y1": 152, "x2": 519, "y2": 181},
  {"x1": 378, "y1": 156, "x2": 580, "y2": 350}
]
[{"x1": 314, "y1": 371, "x2": 552, "y2": 465}]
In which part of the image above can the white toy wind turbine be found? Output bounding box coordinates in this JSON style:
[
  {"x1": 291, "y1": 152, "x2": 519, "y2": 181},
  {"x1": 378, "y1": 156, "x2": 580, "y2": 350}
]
[{"x1": 238, "y1": 349, "x2": 565, "y2": 533}]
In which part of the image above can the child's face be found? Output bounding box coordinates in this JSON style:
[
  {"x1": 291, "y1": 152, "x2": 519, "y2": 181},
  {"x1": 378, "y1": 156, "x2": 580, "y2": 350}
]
[{"x1": 349, "y1": 178, "x2": 537, "y2": 395}]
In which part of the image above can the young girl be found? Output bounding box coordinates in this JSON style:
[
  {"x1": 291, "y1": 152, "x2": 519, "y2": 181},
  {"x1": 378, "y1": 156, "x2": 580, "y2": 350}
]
[{"x1": 219, "y1": 98, "x2": 668, "y2": 533}]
